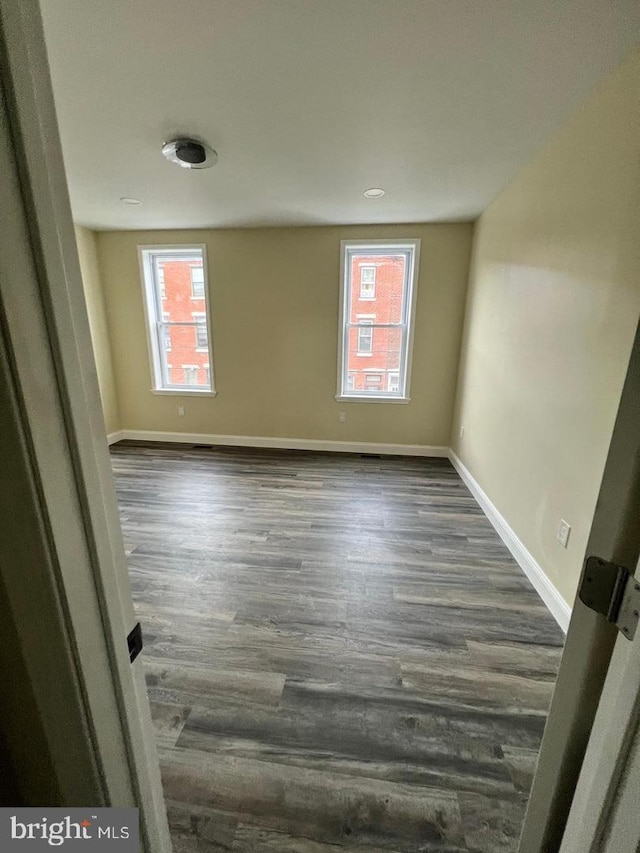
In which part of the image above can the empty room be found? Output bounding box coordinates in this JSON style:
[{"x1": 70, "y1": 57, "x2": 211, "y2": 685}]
[{"x1": 1, "y1": 1, "x2": 639, "y2": 852}]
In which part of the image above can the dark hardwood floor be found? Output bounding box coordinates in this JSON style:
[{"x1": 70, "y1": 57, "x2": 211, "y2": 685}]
[{"x1": 111, "y1": 443, "x2": 565, "y2": 853}]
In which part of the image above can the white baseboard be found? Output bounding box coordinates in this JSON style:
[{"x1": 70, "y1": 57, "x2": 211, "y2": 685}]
[
  {"x1": 107, "y1": 430, "x2": 124, "y2": 445},
  {"x1": 116, "y1": 429, "x2": 449, "y2": 458},
  {"x1": 448, "y1": 449, "x2": 571, "y2": 633}
]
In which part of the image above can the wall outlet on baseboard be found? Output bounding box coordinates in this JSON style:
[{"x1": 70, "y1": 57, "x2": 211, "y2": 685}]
[
  {"x1": 178, "y1": 406, "x2": 185, "y2": 417},
  {"x1": 338, "y1": 411, "x2": 347, "y2": 423},
  {"x1": 557, "y1": 519, "x2": 571, "y2": 549},
  {"x1": 459, "y1": 425, "x2": 465, "y2": 439}
]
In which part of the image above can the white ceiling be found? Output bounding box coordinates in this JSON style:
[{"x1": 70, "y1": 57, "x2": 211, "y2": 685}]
[{"x1": 40, "y1": 0, "x2": 640, "y2": 231}]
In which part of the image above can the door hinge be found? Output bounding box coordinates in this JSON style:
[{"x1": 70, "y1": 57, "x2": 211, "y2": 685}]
[
  {"x1": 579, "y1": 556, "x2": 640, "y2": 640},
  {"x1": 127, "y1": 622, "x2": 143, "y2": 663}
]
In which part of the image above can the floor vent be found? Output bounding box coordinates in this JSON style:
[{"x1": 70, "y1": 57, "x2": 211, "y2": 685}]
[
  {"x1": 359, "y1": 453, "x2": 383, "y2": 459},
  {"x1": 193, "y1": 444, "x2": 214, "y2": 449}
]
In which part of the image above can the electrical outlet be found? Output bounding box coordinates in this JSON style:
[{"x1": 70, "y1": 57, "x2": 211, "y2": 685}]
[
  {"x1": 338, "y1": 411, "x2": 347, "y2": 423},
  {"x1": 557, "y1": 519, "x2": 571, "y2": 549},
  {"x1": 459, "y1": 425, "x2": 465, "y2": 439},
  {"x1": 178, "y1": 406, "x2": 185, "y2": 417}
]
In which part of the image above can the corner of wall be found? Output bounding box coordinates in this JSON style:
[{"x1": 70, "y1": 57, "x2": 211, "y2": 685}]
[{"x1": 75, "y1": 225, "x2": 122, "y2": 435}]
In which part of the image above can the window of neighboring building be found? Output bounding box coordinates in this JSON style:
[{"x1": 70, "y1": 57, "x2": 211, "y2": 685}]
[
  {"x1": 337, "y1": 239, "x2": 420, "y2": 401},
  {"x1": 191, "y1": 265, "x2": 205, "y2": 298},
  {"x1": 360, "y1": 266, "x2": 376, "y2": 298},
  {"x1": 158, "y1": 265, "x2": 166, "y2": 299},
  {"x1": 183, "y1": 365, "x2": 199, "y2": 385},
  {"x1": 138, "y1": 245, "x2": 215, "y2": 394},
  {"x1": 357, "y1": 321, "x2": 373, "y2": 354},
  {"x1": 192, "y1": 312, "x2": 208, "y2": 350},
  {"x1": 162, "y1": 312, "x2": 171, "y2": 351}
]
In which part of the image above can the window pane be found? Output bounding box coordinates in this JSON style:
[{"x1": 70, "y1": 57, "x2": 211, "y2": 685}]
[
  {"x1": 157, "y1": 325, "x2": 211, "y2": 388},
  {"x1": 159, "y1": 260, "x2": 204, "y2": 309},
  {"x1": 349, "y1": 253, "x2": 406, "y2": 323}
]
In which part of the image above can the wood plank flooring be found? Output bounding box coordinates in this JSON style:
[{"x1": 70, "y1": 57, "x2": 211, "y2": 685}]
[{"x1": 110, "y1": 443, "x2": 565, "y2": 853}]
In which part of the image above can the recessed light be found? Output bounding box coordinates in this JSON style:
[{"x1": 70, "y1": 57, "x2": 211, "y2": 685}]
[
  {"x1": 120, "y1": 197, "x2": 142, "y2": 205},
  {"x1": 363, "y1": 188, "x2": 385, "y2": 198}
]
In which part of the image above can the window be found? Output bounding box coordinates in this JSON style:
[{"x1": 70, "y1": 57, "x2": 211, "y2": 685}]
[
  {"x1": 360, "y1": 266, "x2": 376, "y2": 298},
  {"x1": 191, "y1": 266, "x2": 205, "y2": 298},
  {"x1": 192, "y1": 312, "x2": 208, "y2": 350},
  {"x1": 183, "y1": 365, "x2": 199, "y2": 385},
  {"x1": 357, "y1": 321, "x2": 373, "y2": 354},
  {"x1": 162, "y1": 313, "x2": 171, "y2": 351},
  {"x1": 158, "y1": 265, "x2": 166, "y2": 299},
  {"x1": 138, "y1": 246, "x2": 215, "y2": 394},
  {"x1": 337, "y1": 239, "x2": 420, "y2": 401}
]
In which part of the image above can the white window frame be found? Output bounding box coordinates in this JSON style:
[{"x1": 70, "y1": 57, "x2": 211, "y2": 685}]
[
  {"x1": 138, "y1": 245, "x2": 216, "y2": 396},
  {"x1": 336, "y1": 239, "x2": 420, "y2": 402}
]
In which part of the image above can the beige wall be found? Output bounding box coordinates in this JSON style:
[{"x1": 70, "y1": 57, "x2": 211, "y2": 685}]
[
  {"x1": 96, "y1": 223, "x2": 472, "y2": 446},
  {"x1": 451, "y1": 50, "x2": 640, "y2": 607},
  {"x1": 75, "y1": 226, "x2": 121, "y2": 434}
]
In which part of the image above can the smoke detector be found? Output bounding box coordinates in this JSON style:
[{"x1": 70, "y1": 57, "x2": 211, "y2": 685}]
[{"x1": 161, "y1": 137, "x2": 218, "y2": 169}]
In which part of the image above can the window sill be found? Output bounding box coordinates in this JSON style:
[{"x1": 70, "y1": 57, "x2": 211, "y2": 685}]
[
  {"x1": 335, "y1": 395, "x2": 410, "y2": 404},
  {"x1": 356, "y1": 352, "x2": 373, "y2": 357},
  {"x1": 151, "y1": 388, "x2": 217, "y2": 397}
]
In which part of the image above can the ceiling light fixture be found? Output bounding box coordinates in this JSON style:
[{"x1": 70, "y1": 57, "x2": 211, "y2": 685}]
[
  {"x1": 363, "y1": 188, "x2": 385, "y2": 198},
  {"x1": 162, "y1": 137, "x2": 218, "y2": 170},
  {"x1": 120, "y1": 197, "x2": 142, "y2": 205}
]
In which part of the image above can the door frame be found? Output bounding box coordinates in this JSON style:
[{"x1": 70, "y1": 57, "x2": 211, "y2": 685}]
[
  {"x1": 561, "y1": 554, "x2": 640, "y2": 852},
  {"x1": 0, "y1": 1, "x2": 169, "y2": 848},
  {"x1": 520, "y1": 318, "x2": 640, "y2": 852}
]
